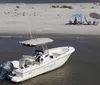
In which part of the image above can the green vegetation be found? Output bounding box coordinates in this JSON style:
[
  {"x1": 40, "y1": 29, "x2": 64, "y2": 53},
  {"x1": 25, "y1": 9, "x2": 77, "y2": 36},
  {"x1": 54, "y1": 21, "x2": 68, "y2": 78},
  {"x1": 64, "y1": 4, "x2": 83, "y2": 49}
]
[
  {"x1": 90, "y1": 7, "x2": 94, "y2": 9},
  {"x1": 51, "y1": 5, "x2": 59, "y2": 8},
  {"x1": 60, "y1": 5, "x2": 73, "y2": 9},
  {"x1": 22, "y1": 12, "x2": 25, "y2": 16},
  {"x1": 51, "y1": 5, "x2": 73, "y2": 9},
  {"x1": 80, "y1": 5, "x2": 83, "y2": 7},
  {"x1": 16, "y1": 6, "x2": 20, "y2": 8},
  {"x1": 98, "y1": 3, "x2": 100, "y2": 5},
  {"x1": 93, "y1": 2, "x2": 97, "y2": 5},
  {"x1": 32, "y1": 7, "x2": 34, "y2": 9}
]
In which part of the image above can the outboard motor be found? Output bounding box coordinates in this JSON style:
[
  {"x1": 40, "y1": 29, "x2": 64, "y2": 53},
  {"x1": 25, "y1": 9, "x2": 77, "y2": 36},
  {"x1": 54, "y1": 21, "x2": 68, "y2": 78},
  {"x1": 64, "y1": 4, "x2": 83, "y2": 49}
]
[{"x1": 0, "y1": 61, "x2": 14, "y2": 81}]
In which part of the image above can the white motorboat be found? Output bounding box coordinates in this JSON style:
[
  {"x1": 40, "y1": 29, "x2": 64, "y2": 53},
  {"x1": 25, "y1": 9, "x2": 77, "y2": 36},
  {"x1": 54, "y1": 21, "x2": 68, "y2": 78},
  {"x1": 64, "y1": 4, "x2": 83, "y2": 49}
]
[{"x1": 0, "y1": 38, "x2": 75, "y2": 82}]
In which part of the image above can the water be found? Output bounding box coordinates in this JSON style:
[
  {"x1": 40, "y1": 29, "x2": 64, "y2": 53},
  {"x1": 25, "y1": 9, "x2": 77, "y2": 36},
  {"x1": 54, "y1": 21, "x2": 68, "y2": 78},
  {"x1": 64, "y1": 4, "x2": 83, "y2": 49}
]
[
  {"x1": 0, "y1": 34, "x2": 100, "y2": 85},
  {"x1": 0, "y1": 0, "x2": 100, "y2": 3}
]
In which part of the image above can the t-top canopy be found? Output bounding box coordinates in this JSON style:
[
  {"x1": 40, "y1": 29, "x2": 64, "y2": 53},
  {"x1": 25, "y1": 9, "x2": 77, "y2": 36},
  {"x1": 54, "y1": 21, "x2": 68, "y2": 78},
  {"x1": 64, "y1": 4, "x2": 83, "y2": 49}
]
[{"x1": 19, "y1": 38, "x2": 54, "y2": 47}]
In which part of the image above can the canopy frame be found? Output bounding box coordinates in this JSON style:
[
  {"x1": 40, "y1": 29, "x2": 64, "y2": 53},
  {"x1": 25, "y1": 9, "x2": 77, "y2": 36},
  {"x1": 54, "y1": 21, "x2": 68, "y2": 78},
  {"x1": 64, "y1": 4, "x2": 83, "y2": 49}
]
[
  {"x1": 19, "y1": 38, "x2": 54, "y2": 47},
  {"x1": 19, "y1": 38, "x2": 53, "y2": 56}
]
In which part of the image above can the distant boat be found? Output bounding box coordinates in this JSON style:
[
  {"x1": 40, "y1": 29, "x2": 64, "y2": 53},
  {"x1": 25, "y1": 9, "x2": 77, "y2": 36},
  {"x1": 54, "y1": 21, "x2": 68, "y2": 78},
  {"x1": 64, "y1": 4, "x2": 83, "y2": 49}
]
[{"x1": 0, "y1": 38, "x2": 75, "y2": 82}]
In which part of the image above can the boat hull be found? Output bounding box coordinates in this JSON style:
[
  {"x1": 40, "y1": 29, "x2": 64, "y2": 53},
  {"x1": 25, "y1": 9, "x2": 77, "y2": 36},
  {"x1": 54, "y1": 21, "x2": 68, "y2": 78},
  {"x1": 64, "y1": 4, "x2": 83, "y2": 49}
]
[{"x1": 11, "y1": 47, "x2": 75, "y2": 82}]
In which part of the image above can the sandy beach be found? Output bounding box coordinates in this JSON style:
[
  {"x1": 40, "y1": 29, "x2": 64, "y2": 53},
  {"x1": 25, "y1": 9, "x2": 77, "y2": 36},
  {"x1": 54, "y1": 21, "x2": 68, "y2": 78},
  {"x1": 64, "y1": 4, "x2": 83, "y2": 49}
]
[{"x1": 0, "y1": 3, "x2": 100, "y2": 36}]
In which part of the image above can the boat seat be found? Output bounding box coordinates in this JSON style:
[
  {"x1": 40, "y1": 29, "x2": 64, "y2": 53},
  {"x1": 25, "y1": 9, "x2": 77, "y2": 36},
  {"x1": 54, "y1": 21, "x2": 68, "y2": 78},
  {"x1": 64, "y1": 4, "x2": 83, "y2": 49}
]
[{"x1": 11, "y1": 61, "x2": 20, "y2": 68}]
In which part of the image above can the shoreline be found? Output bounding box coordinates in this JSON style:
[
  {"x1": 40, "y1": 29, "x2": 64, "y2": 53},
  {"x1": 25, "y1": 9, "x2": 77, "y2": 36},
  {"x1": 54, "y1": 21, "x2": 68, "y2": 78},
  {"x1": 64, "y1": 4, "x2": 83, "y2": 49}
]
[{"x1": 1, "y1": 33, "x2": 100, "y2": 39}]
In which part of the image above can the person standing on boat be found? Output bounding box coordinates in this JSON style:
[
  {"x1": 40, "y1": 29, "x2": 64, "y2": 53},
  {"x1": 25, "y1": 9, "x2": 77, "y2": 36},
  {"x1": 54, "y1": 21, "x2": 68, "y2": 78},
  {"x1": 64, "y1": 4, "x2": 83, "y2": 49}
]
[{"x1": 35, "y1": 50, "x2": 43, "y2": 63}]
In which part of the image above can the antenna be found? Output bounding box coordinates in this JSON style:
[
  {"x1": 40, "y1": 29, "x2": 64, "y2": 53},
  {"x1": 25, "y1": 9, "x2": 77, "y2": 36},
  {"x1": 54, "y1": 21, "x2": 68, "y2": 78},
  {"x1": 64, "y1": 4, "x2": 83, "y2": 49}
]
[
  {"x1": 27, "y1": 19, "x2": 33, "y2": 39},
  {"x1": 27, "y1": 19, "x2": 34, "y2": 54},
  {"x1": 24, "y1": 3, "x2": 32, "y2": 39}
]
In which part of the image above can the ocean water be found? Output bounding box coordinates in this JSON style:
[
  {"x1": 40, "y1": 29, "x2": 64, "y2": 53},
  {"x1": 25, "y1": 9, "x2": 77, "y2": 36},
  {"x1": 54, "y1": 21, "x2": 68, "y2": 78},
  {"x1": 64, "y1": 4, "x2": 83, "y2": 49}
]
[
  {"x1": 0, "y1": 0, "x2": 100, "y2": 3},
  {"x1": 0, "y1": 34, "x2": 100, "y2": 85}
]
